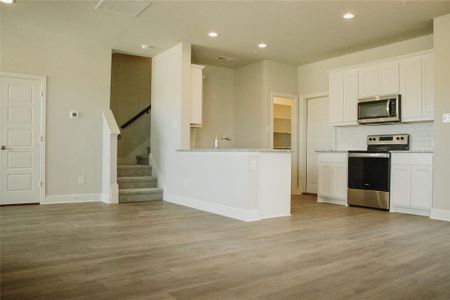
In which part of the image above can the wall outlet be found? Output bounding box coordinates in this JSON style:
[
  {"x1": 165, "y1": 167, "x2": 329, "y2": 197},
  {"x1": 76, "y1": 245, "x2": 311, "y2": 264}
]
[
  {"x1": 442, "y1": 113, "x2": 450, "y2": 123},
  {"x1": 78, "y1": 176, "x2": 85, "y2": 185}
]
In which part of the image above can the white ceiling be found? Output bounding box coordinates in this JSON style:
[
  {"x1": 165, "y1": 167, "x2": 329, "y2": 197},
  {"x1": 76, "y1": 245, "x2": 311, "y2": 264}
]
[{"x1": 5, "y1": 1, "x2": 450, "y2": 68}]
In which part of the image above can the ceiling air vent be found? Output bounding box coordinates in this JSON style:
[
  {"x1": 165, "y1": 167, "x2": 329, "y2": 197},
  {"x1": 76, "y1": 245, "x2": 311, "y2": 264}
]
[
  {"x1": 94, "y1": 0, "x2": 151, "y2": 17},
  {"x1": 217, "y1": 56, "x2": 236, "y2": 62}
]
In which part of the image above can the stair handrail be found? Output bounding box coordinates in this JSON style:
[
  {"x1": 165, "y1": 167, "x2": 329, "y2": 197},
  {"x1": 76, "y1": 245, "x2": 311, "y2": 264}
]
[{"x1": 120, "y1": 105, "x2": 151, "y2": 129}]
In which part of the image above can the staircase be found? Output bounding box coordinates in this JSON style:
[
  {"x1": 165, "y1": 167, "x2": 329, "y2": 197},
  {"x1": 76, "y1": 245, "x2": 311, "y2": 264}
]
[{"x1": 117, "y1": 164, "x2": 163, "y2": 203}]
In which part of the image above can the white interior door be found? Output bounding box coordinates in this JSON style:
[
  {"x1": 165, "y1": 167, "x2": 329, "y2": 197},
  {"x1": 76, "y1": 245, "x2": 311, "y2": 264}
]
[
  {"x1": 306, "y1": 96, "x2": 333, "y2": 194},
  {"x1": 0, "y1": 75, "x2": 44, "y2": 205}
]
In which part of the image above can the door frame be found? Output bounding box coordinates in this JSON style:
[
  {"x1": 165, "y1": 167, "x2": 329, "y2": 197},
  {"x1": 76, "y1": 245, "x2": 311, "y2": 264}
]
[
  {"x1": 0, "y1": 72, "x2": 47, "y2": 204},
  {"x1": 299, "y1": 92, "x2": 336, "y2": 194},
  {"x1": 269, "y1": 92, "x2": 299, "y2": 194}
]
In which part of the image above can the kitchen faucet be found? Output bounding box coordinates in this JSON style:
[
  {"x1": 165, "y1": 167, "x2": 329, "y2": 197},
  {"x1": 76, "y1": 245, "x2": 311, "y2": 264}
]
[{"x1": 214, "y1": 135, "x2": 231, "y2": 148}]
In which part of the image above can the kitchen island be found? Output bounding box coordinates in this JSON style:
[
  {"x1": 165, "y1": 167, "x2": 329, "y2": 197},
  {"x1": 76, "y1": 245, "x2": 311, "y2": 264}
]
[{"x1": 162, "y1": 149, "x2": 291, "y2": 221}]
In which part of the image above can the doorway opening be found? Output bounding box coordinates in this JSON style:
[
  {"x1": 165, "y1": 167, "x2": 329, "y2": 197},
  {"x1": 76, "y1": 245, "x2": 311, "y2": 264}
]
[
  {"x1": 271, "y1": 94, "x2": 298, "y2": 194},
  {"x1": 110, "y1": 53, "x2": 152, "y2": 165}
]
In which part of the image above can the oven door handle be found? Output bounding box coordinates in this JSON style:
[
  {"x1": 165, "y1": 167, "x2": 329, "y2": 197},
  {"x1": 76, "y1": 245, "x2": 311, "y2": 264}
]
[{"x1": 348, "y1": 153, "x2": 390, "y2": 158}]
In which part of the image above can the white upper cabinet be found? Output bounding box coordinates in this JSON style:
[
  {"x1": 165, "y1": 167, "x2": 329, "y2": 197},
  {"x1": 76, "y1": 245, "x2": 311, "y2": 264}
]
[
  {"x1": 399, "y1": 57, "x2": 423, "y2": 121},
  {"x1": 329, "y1": 69, "x2": 358, "y2": 126},
  {"x1": 422, "y1": 54, "x2": 434, "y2": 119},
  {"x1": 328, "y1": 50, "x2": 434, "y2": 127},
  {"x1": 379, "y1": 62, "x2": 399, "y2": 95},
  {"x1": 358, "y1": 65, "x2": 379, "y2": 98},
  {"x1": 342, "y1": 70, "x2": 358, "y2": 125},
  {"x1": 399, "y1": 54, "x2": 434, "y2": 122},
  {"x1": 190, "y1": 64, "x2": 205, "y2": 127},
  {"x1": 358, "y1": 62, "x2": 398, "y2": 98},
  {"x1": 329, "y1": 72, "x2": 344, "y2": 125}
]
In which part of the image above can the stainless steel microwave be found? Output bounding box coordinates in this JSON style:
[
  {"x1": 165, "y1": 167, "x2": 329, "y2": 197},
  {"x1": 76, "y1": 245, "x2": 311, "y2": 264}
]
[{"x1": 357, "y1": 94, "x2": 401, "y2": 124}]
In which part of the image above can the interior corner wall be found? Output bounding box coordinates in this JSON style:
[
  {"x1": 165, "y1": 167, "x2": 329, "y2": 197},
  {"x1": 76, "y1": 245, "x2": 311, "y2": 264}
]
[
  {"x1": 1, "y1": 3, "x2": 112, "y2": 197},
  {"x1": 432, "y1": 14, "x2": 450, "y2": 212},
  {"x1": 233, "y1": 60, "x2": 298, "y2": 149},
  {"x1": 233, "y1": 61, "x2": 265, "y2": 148},
  {"x1": 193, "y1": 65, "x2": 235, "y2": 148}
]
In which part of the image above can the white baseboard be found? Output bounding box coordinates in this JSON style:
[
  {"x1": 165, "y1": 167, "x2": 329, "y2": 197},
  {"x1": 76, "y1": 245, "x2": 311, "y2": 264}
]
[
  {"x1": 164, "y1": 192, "x2": 261, "y2": 222},
  {"x1": 101, "y1": 183, "x2": 119, "y2": 204},
  {"x1": 390, "y1": 205, "x2": 430, "y2": 217},
  {"x1": 45, "y1": 193, "x2": 102, "y2": 204},
  {"x1": 430, "y1": 208, "x2": 450, "y2": 222},
  {"x1": 317, "y1": 196, "x2": 347, "y2": 206}
]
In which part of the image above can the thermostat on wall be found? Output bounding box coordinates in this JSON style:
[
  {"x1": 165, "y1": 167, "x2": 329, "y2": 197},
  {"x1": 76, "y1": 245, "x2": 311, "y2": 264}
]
[{"x1": 69, "y1": 111, "x2": 79, "y2": 119}]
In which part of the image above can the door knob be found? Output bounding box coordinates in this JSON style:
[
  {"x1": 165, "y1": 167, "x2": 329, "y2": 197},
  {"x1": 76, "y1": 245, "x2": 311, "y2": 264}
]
[{"x1": 1, "y1": 145, "x2": 6, "y2": 150}]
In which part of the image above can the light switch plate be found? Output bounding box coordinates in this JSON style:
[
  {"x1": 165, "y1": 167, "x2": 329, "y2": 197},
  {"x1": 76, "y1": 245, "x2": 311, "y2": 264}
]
[
  {"x1": 250, "y1": 159, "x2": 257, "y2": 170},
  {"x1": 70, "y1": 111, "x2": 79, "y2": 119},
  {"x1": 78, "y1": 176, "x2": 85, "y2": 185},
  {"x1": 442, "y1": 113, "x2": 450, "y2": 123}
]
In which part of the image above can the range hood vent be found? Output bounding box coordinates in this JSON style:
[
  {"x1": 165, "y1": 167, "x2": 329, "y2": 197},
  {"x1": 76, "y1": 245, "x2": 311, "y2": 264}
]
[{"x1": 94, "y1": 0, "x2": 151, "y2": 17}]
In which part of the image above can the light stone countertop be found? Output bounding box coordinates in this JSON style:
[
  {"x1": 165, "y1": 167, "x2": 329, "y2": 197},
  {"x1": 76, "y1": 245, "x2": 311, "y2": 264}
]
[
  {"x1": 315, "y1": 150, "x2": 348, "y2": 153},
  {"x1": 390, "y1": 150, "x2": 434, "y2": 153},
  {"x1": 316, "y1": 150, "x2": 434, "y2": 153},
  {"x1": 177, "y1": 148, "x2": 291, "y2": 153}
]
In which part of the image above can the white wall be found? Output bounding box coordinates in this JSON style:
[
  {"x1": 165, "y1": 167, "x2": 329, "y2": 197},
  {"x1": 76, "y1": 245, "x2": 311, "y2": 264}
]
[
  {"x1": 233, "y1": 62, "x2": 266, "y2": 148},
  {"x1": 432, "y1": 14, "x2": 450, "y2": 217},
  {"x1": 150, "y1": 43, "x2": 191, "y2": 189},
  {"x1": 233, "y1": 60, "x2": 298, "y2": 148},
  {"x1": 192, "y1": 65, "x2": 235, "y2": 148},
  {"x1": 167, "y1": 151, "x2": 291, "y2": 221},
  {"x1": 1, "y1": 3, "x2": 112, "y2": 197}
]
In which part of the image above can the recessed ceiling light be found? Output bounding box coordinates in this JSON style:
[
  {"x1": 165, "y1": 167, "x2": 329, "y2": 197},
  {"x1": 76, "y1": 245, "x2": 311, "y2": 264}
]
[
  {"x1": 141, "y1": 44, "x2": 150, "y2": 50},
  {"x1": 208, "y1": 32, "x2": 219, "y2": 38},
  {"x1": 0, "y1": 0, "x2": 14, "y2": 4},
  {"x1": 258, "y1": 43, "x2": 267, "y2": 49},
  {"x1": 342, "y1": 12, "x2": 355, "y2": 20}
]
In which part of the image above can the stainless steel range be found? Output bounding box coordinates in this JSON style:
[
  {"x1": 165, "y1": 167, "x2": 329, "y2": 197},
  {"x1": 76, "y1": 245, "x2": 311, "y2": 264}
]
[{"x1": 347, "y1": 134, "x2": 409, "y2": 210}]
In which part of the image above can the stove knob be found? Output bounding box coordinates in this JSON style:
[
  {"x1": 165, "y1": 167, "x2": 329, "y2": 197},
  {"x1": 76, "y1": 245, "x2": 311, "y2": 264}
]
[
  {"x1": 401, "y1": 137, "x2": 404, "y2": 140},
  {"x1": 396, "y1": 137, "x2": 400, "y2": 140}
]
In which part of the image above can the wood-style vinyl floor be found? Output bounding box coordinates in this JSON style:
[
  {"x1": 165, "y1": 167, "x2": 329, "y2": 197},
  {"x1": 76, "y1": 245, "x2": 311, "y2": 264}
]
[{"x1": 1, "y1": 196, "x2": 450, "y2": 299}]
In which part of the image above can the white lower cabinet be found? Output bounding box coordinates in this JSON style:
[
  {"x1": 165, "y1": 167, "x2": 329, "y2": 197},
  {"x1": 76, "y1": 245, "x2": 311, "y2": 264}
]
[
  {"x1": 317, "y1": 153, "x2": 347, "y2": 205},
  {"x1": 390, "y1": 153, "x2": 433, "y2": 216}
]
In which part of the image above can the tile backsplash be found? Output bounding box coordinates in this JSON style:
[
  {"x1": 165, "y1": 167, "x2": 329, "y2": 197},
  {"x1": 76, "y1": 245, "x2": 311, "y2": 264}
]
[{"x1": 335, "y1": 122, "x2": 434, "y2": 151}]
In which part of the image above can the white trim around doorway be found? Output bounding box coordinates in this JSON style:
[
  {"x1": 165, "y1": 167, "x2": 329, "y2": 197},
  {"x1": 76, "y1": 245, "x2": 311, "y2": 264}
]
[
  {"x1": 270, "y1": 92, "x2": 299, "y2": 194},
  {"x1": 299, "y1": 92, "x2": 336, "y2": 194}
]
